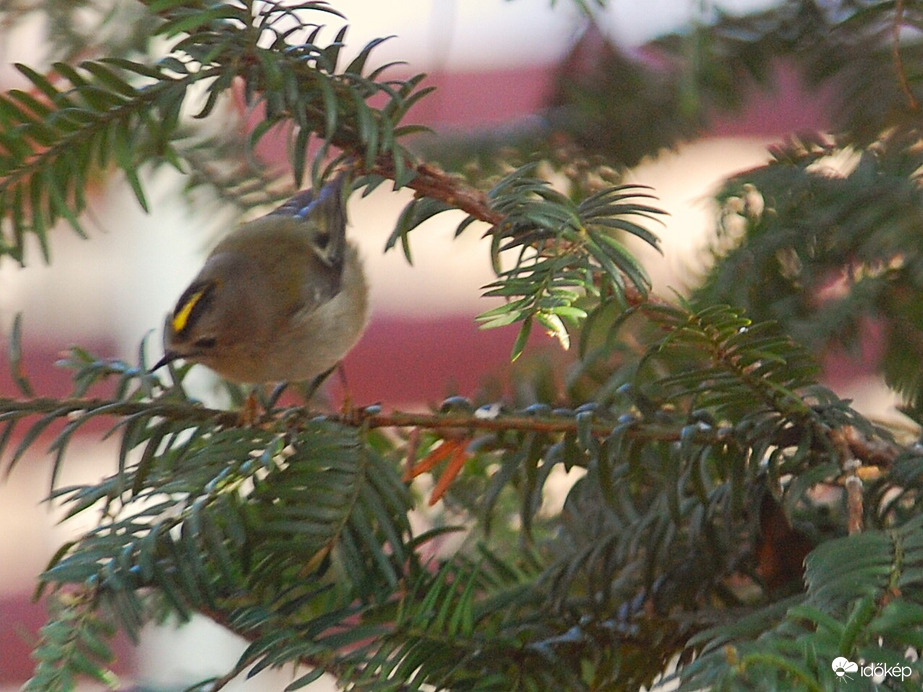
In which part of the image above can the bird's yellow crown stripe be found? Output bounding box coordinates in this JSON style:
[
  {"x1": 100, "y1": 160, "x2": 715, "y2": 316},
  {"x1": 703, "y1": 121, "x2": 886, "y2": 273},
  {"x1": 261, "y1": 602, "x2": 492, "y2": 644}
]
[{"x1": 172, "y1": 288, "x2": 207, "y2": 334}]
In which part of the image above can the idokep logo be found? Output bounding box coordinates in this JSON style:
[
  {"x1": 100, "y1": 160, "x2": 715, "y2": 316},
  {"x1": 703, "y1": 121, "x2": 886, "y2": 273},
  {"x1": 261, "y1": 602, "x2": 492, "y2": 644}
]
[
  {"x1": 831, "y1": 657, "x2": 858, "y2": 680},
  {"x1": 831, "y1": 657, "x2": 913, "y2": 683}
]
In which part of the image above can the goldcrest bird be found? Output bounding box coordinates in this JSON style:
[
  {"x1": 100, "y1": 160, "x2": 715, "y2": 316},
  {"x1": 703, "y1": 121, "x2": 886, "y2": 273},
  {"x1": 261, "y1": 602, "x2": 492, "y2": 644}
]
[{"x1": 152, "y1": 175, "x2": 368, "y2": 385}]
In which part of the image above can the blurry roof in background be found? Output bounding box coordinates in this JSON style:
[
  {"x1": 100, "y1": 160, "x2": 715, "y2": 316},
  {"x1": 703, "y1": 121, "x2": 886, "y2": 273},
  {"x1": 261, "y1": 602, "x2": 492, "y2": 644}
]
[{"x1": 321, "y1": 0, "x2": 784, "y2": 71}]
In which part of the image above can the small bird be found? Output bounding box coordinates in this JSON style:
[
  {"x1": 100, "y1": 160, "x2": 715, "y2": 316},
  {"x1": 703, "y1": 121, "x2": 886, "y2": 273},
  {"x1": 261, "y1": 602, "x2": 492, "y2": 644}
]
[{"x1": 152, "y1": 174, "x2": 368, "y2": 387}]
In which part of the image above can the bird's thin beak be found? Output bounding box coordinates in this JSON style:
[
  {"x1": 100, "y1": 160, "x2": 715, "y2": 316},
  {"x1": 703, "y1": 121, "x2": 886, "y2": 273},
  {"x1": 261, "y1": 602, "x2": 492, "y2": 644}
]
[{"x1": 150, "y1": 351, "x2": 181, "y2": 373}]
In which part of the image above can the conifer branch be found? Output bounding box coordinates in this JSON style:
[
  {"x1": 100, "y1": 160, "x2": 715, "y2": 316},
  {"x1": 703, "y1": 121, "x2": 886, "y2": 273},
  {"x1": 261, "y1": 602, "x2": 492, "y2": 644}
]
[{"x1": 0, "y1": 396, "x2": 900, "y2": 470}]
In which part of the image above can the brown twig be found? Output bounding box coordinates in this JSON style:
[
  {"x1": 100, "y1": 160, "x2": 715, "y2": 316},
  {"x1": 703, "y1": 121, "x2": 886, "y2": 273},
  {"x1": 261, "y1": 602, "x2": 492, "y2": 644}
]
[
  {"x1": 368, "y1": 156, "x2": 505, "y2": 226},
  {"x1": 892, "y1": 0, "x2": 919, "y2": 111},
  {"x1": 844, "y1": 462, "x2": 864, "y2": 535},
  {"x1": 364, "y1": 155, "x2": 654, "y2": 309},
  {"x1": 771, "y1": 423, "x2": 896, "y2": 470},
  {"x1": 831, "y1": 427, "x2": 864, "y2": 535},
  {"x1": 840, "y1": 424, "x2": 898, "y2": 468},
  {"x1": 0, "y1": 397, "x2": 905, "y2": 464}
]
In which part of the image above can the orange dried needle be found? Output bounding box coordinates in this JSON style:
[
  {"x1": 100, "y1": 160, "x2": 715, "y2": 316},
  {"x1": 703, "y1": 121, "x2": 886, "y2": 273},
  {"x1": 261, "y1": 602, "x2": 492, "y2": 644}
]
[
  {"x1": 404, "y1": 437, "x2": 460, "y2": 481},
  {"x1": 427, "y1": 442, "x2": 470, "y2": 506}
]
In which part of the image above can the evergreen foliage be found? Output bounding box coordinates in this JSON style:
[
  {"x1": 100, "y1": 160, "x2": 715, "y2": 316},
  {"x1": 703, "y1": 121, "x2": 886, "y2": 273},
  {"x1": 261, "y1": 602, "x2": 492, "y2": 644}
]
[{"x1": 3, "y1": 1, "x2": 923, "y2": 690}]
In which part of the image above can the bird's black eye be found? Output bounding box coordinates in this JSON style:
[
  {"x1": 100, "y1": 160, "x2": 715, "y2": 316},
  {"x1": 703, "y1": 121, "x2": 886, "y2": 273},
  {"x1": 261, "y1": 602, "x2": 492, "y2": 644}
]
[{"x1": 194, "y1": 337, "x2": 217, "y2": 349}]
